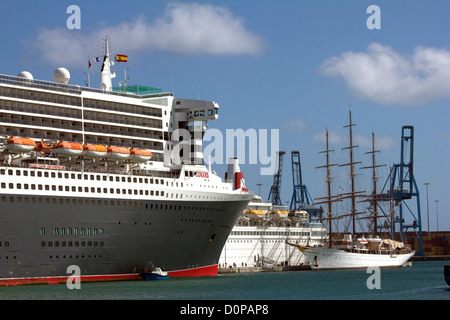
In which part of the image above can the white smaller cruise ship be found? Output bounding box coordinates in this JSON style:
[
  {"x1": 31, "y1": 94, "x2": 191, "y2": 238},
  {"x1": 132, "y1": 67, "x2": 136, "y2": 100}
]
[{"x1": 219, "y1": 196, "x2": 326, "y2": 268}]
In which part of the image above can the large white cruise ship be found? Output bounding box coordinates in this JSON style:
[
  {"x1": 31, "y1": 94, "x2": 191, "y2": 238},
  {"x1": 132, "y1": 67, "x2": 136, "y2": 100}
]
[
  {"x1": 219, "y1": 196, "x2": 326, "y2": 268},
  {"x1": 0, "y1": 38, "x2": 252, "y2": 285}
]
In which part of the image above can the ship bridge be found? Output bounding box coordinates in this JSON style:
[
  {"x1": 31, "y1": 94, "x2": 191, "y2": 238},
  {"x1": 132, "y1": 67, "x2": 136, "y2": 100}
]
[{"x1": 112, "y1": 85, "x2": 163, "y2": 96}]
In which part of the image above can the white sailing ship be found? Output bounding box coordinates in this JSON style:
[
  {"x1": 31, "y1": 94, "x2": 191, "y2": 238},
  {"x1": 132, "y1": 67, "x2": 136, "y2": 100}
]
[
  {"x1": 291, "y1": 235, "x2": 414, "y2": 270},
  {"x1": 288, "y1": 110, "x2": 414, "y2": 270}
]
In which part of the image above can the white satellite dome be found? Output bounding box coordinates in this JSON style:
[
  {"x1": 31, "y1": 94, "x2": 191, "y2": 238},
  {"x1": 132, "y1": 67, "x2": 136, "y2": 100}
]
[
  {"x1": 17, "y1": 71, "x2": 34, "y2": 80},
  {"x1": 53, "y1": 67, "x2": 70, "y2": 84}
]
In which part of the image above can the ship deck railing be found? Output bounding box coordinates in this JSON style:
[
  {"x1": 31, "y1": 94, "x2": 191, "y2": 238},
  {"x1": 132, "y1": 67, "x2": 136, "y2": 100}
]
[
  {"x1": 0, "y1": 74, "x2": 173, "y2": 100},
  {"x1": 0, "y1": 162, "x2": 181, "y2": 179},
  {"x1": 344, "y1": 248, "x2": 412, "y2": 255}
]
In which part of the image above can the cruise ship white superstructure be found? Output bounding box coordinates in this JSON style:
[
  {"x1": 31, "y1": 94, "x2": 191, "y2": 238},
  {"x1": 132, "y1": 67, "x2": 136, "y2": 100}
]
[{"x1": 220, "y1": 196, "x2": 326, "y2": 268}]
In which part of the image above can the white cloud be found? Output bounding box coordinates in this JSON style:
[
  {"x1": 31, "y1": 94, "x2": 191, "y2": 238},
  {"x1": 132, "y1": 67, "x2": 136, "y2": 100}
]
[
  {"x1": 313, "y1": 129, "x2": 346, "y2": 146},
  {"x1": 282, "y1": 118, "x2": 307, "y2": 131},
  {"x1": 30, "y1": 3, "x2": 264, "y2": 68},
  {"x1": 320, "y1": 43, "x2": 450, "y2": 106},
  {"x1": 354, "y1": 134, "x2": 396, "y2": 150},
  {"x1": 149, "y1": 3, "x2": 264, "y2": 55}
]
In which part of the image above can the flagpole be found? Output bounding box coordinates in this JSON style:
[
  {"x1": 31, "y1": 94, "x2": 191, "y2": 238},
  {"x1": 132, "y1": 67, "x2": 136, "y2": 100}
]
[
  {"x1": 84, "y1": 71, "x2": 90, "y2": 88},
  {"x1": 124, "y1": 68, "x2": 127, "y2": 91},
  {"x1": 87, "y1": 57, "x2": 91, "y2": 88}
]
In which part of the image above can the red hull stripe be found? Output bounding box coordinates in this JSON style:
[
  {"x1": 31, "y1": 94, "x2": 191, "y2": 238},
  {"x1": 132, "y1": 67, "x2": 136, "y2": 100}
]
[
  {"x1": 0, "y1": 265, "x2": 218, "y2": 286},
  {"x1": 168, "y1": 264, "x2": 218, "y2": 278}
]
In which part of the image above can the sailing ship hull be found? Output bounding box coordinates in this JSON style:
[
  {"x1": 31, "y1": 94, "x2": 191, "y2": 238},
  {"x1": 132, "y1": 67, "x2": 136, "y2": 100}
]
[{"x1": 300, "y1": 247, "x2": 415, "y2": 270}]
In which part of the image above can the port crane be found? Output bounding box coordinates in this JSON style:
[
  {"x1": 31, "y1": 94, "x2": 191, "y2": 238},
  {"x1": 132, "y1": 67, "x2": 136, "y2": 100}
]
[
  {"x1": 268, "y1": 151, "x2": 285, "y2": 205},
  {"x1": 379, "y1": 126, "x2": 423, "y2": 255},
  {"x1": 290, "y1": 151, "x2": 321, "y2": 219}
]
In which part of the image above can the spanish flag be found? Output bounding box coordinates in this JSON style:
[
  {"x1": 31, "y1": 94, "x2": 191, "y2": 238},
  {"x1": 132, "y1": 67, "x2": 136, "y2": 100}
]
[{"x1": 115, "y1": 54, "x2": 128, "y2": 62}]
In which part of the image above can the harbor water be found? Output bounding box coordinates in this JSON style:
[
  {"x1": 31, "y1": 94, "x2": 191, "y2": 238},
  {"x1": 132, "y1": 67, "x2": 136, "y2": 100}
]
[{"x1": 0, "y1": 261, "x2": 448, "y2": 301}]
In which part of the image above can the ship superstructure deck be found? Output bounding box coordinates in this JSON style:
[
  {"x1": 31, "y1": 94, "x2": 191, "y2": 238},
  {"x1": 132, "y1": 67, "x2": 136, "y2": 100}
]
[{"x1": 220, "y1": 196, "x2": 326, "y2": 268}]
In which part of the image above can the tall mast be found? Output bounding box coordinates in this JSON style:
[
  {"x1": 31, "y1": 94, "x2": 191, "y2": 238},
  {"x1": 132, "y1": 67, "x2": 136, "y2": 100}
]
[
  {"x1": 340, "y1": 109, "x2": 365, "y2": 235},
  {"x1": 315, "y1": 128, "x2": 338, "y2": 248},
  {"x1": 361, "y1": 132, "x2": 385, "y2": 235}
]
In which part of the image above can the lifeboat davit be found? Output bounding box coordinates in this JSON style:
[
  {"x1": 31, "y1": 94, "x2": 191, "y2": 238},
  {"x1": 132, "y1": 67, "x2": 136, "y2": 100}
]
[
  {"x1": 6, "y1": 137, "x2": 36, "y2": 153},
  {"x1": 269, "y1": 210, "x2": 289, "y2": 220},
  {"x1": 107, "y1": 146, "x2": 131, "y2": 160},
  {"x1": 129, "y1": 148, "x2": 152, "y2": 163},
  {"x1": 34, "y1": 141, "x2": 53, "y2": 153},
  {"x1": 52, "y1": 141, "x2": 83, "y2": 157},
  {"x1": 357, "y1": 236, "x2": 368, "y2": 245},
  {"x1": 244, "y1": 209, "x2": 266, "y2": 220},
  {"x1": 82, "y1": 144, "x2": 107, "y2": 159}
]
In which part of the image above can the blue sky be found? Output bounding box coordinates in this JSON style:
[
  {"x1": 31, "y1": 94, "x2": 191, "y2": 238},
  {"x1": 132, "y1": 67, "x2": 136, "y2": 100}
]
[{"x1": 1, "y1": 0, "x2": 449, "y2": 232}]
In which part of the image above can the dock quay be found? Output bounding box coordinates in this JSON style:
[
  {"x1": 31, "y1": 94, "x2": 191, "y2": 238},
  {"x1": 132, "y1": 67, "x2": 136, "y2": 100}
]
[
  {"x1": 410, "y1": 255, "x2": 450, "y2": 261},
  {"x1": 218, "y1": 256, "x2": 450, "y2": 274},
  {"x1": 218, "y1": 265, "x2": 311, "y2": 274}
]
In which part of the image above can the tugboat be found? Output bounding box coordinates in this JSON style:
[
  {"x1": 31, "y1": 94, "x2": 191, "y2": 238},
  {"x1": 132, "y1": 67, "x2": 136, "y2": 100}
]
[{"x1": 140, "y1": 267, "x2": 170, "y2": 281}]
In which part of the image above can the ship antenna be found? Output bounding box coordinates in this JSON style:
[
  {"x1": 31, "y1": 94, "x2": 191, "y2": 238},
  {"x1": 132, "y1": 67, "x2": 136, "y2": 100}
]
[{"x1": 100, "y1": 36, "x2": 116, "y2": 91}]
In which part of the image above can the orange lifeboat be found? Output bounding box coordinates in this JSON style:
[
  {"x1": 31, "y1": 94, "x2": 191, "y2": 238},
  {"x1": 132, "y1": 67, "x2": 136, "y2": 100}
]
[
  {"x1": 51, "y1": 141, "x2": 83, "y2": 157},
  {"x1": 129, "y1": 148, "x2": 152, "y2": 163},
  {"x1": 6, "y1": 137, "x2": 36, "y2": 153},
  {"x1": 106, "y1": 146, "x2": 131, "y2": 160},
  {"x1": 82, "y1": 144, "x2": 107, "y2": 159}
]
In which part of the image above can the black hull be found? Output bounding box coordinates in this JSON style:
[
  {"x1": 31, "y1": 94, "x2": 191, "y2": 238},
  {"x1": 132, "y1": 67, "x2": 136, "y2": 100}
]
[
  {"x1": 0, "y1": 194, "x2": 249, "y2": 283},
  {"x1": 445, "y1": 265, "x2": 450, "y2": 286}
]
